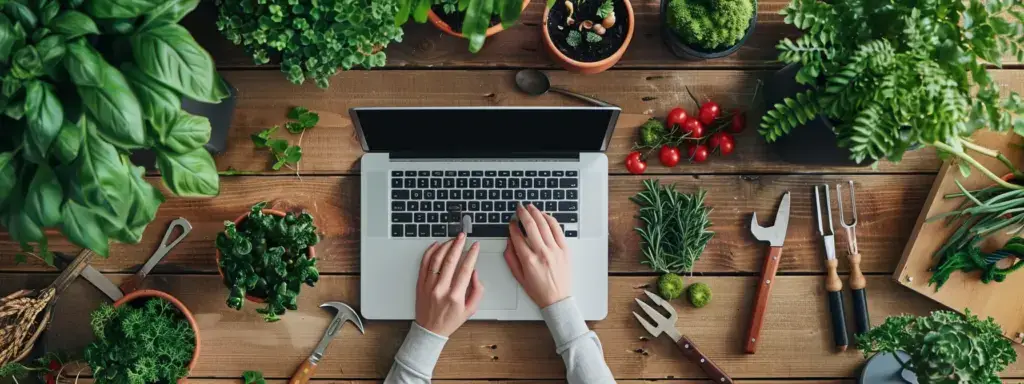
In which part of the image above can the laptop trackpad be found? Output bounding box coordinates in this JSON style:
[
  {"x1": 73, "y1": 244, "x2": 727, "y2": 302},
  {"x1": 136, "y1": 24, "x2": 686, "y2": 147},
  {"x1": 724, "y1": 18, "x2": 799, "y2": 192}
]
[{"x1": 477, "y1": 253, "x2": 518, "y2": 310}]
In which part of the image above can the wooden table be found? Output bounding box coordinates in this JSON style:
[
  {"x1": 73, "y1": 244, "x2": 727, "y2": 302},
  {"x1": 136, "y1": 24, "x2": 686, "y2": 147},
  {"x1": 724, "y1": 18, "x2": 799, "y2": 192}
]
[{"x1": 5, "y1": 1, "x2": 1024, "y2": 383}]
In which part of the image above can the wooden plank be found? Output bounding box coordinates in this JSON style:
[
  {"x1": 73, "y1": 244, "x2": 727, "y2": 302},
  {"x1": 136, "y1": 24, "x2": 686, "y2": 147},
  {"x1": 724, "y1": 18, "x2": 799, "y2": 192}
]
[
  {"x1": 212, "y1": 70, "x2": 942, "y2": 175},
  {"x1": 0, "y1": 174, "x2": 930, "y2": 275},
  {"x1": 6, "y1": 274, "x2": 1023, "y2": 379},
  {"x1": 184, "y1": 0, "x2": 797, "y2": 70},
  {"x1": 76, "y1": 380, "x2": 853, "y2": 384}
]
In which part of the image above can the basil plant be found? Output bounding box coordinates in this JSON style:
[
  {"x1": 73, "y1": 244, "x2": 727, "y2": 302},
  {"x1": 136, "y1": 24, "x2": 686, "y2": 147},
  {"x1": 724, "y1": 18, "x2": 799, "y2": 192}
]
[{"x1": 0, "y1": 0, "x2": 227, "y2": 262}]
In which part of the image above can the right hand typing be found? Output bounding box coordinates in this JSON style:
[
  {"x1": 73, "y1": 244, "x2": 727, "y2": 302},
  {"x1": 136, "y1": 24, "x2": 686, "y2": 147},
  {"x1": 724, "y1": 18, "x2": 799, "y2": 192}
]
[{"x1": 504, "y1": 203, "x2": 572, "y2": 309}]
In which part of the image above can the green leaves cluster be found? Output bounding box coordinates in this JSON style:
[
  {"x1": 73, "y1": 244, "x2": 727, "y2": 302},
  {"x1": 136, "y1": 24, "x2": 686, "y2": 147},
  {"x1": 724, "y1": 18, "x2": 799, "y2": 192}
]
[
  {"x1": 667, "y1": 0, "x2": 754, "y2": 51},
  {"x1": 250, "y1": 106, "x2": 318, "y2": 171},
  {"x1": 242, "y1": 371, "x2": 266, "y2": 384},
  {"x1": 398, "y1": 0, "x2": 524, "y2": 52},
  {"x1": 630, "y1": 179, "x2": 714, "y2": 274},
  {"x1": 216, "y1": 202, "x2": 320, "y2": 322},
  {"x1": 857, "y1": 310, "x2": 1016, "y2": 384},
  {"x1": 215, "y1": 0, "x2": 403, "y2": 88},
  {"x1": 0, "y1": 0, "x2": 226, "y2": 264},
  {"x1": 760, "y1": 0, "x2": 1024, "y2": 169},
  {"x1": 85, "y1": 299, "x2": 195, "y2": 384}
]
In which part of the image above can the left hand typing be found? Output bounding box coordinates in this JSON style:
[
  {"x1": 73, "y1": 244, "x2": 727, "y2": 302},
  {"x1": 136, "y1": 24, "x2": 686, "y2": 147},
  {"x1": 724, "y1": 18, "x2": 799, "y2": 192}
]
[{"x1": 415, "y1": 233, "x2": 485, "y2": 337}]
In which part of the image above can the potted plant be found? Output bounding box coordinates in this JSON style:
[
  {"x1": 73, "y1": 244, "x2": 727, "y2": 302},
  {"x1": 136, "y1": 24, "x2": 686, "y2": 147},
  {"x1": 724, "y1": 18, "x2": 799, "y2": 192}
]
[
  {"x1": 215, "y1": 202, "x2": 320, "y2": 322},
  {"x1": 856, "y1": 310, "x2": 1016, "y2": 384},
  {"x1": 1, "y1": 0, "x2": 227, "y2": 264},
  {"x1": 542, "y1": 0, "x2": 634, "y2": 74},
  {"x1": 85, "y1": 290, "x2": 200, "y2": 384},
  {"x1": 660, "y1": 0, "x2": 756, "y2": 60},
  {"x1": 215, "y1": 0, "x2": 404, "y2": 88},
  {"x1": 758, "y1": 0, "x2": 1024, "y2": 184},
  {"x1": 416, "y1": 0, "x2": 529, "y2": 53}
]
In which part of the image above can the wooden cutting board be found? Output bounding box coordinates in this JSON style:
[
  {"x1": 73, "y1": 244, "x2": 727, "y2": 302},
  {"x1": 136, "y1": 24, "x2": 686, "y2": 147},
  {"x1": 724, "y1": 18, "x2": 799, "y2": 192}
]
[{"x1": 895, "y1": 131, "x2": 1024, "y2": 342}]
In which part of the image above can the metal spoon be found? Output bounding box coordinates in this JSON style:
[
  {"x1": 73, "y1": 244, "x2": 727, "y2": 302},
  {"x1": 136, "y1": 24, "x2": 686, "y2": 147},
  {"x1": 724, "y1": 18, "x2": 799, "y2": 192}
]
[{"x1": 515, "y1": 69, "x2": 614, "y2": 107}]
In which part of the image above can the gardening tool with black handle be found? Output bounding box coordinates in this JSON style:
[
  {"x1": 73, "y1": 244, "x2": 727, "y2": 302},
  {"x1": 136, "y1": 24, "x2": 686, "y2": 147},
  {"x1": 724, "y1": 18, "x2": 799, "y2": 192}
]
[
  {"x1": 816, "y1": 185, "x2": 848, "y2": 352},
  {"x1": 290, "y1": 302, "x2": 365, "y2": 384},
  {"x1": 746, "y1": 191, "x2": 791, "y2": 354},
  {"x1": 838, "y1": 181, "x2": 869, "y2": 336},
  {"x1": 634, "y1": 290, "x2": 733, "y2": 384}
]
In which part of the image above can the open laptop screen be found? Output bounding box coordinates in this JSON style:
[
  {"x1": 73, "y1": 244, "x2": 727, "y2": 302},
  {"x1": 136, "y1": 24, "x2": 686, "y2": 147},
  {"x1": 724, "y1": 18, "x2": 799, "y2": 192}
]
[{"x1": 352, "y1": 107, "x2": 620, "y2": 154}]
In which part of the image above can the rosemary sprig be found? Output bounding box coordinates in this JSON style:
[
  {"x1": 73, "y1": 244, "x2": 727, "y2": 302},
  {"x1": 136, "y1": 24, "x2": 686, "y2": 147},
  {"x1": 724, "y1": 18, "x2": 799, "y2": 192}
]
[{"x1": 630, "y1": 179, "x2": 714, "y2": 273}]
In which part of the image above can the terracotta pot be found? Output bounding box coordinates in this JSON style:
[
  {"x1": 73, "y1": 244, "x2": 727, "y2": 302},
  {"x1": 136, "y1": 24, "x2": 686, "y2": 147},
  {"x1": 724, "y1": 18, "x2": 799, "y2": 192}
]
[
  {"x1": 428, "y1": 0, "x2": 531, "y2": 39},
  {"x1": 113, "y1": 290, "x2": 199, "y2": 383},
  {"x1": 215, "y1": 209, "x2": 316, "y2": 304},
  {"x1": 541, "y1": 0, "x2": 635, "y2": 74}
]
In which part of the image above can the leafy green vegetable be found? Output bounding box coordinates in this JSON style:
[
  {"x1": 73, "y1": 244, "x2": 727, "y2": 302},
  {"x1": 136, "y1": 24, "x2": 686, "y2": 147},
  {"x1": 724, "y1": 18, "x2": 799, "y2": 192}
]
[
  {"x1": 630, "y1": 179, "x2": 714, "y2": 273},
  {"x1": 215, "y1": 0, "x2": 403, "y2": 88},
  {"x1": 252, "y1": 107, "x2": 318, "y2": 171},
  {"x1": 399, "y1": 0, "x2": 523, "y2": 53},
  {"x1": 760, "y1": 0, "x2": 1024, "y2": 189},
  {"x1": 85, "y1": 299, "x2": 195, "y2": 384},
  {"x1": 0, "y1": 0, "x2": 225, "y2": 263},
  {"x1": 216, "y1": 202, "x2": 321, "y2": 322},
  {"x1": 857, "y1": 310, "x2": 1016, "y2": 384},
  {"x1": 667, "y1": 0, "x2": 753, "y2": 50},
  {"x1": 242, "y1": 370, "x2": 266, "y2": 384}
]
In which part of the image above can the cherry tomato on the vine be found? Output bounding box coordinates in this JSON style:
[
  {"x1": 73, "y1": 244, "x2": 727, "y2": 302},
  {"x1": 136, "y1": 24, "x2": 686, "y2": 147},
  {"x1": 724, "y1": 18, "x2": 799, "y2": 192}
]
[
  {"x1": 719, "y1": 139, "x2": 735, "y2": 156},
  {"x1": 698, "y1": 101, "x2": 721, "y2": 126},
  {"x1": 659, "y1": 145, "x2": 681, "y2": 167},
  {"x1": 680, "y1": 118, "x2": 704, "y2": 139},
  {"x1": 708, "y1": 132, "x2": 727, "y2": 150},
  {"x1": 688, "y1": 144, "x2": 710, "y2": 163},
  {"x1": 666, "y1": 107, "x2": 688, "y2": 129},
  {"x1": 625, "y1": 151, "x2": 647, "y2": 174},
  {"x1": 730, "y1": 109, "x2": 746, "y2": 133}
]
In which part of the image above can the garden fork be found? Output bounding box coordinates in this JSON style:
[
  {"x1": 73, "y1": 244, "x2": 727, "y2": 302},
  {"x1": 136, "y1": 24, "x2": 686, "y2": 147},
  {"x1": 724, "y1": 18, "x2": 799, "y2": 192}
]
[
  {"x1": 633, "y1": 290, "x2": 734, "y2": 383},
  {"x1": 837, "y1": 180, "x2": 870, "y2": 336}
]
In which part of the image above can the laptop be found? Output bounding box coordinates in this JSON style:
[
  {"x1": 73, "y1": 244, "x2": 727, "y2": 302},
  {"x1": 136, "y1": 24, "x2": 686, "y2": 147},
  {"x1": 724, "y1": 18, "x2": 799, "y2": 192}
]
[{"x1": 355, "y1": 106, "x2": 618, "y2": 320}]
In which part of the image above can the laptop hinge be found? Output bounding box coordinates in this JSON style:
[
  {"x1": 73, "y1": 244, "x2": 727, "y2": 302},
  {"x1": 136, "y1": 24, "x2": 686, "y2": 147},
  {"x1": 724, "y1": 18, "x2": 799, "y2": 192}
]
[{"x1": 387, "y1": 151, "x2": 580, "y2": 160}]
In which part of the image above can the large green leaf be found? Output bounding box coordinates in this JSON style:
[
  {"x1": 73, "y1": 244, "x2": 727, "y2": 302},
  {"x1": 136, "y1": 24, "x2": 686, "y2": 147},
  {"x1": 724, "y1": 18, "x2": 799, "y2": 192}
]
[
  {"x1": 35, "y1": 34, "x2": 64, "y2": 74},
  {"x1": 64, "y1": 40, "x2": 144, "y2": 148},
  {"x1": 0, "y1": 14, "x2": 17, "y2": 62},
  {"x1": 131, "y1": 24, "x2": 222, "y2": 103},
  {"x1": 498, "y1": 0, "x2": 522, "y2": 29},
  {"x1": 49, "y1": 10, "x2": 98, "y2": 39},
  {"x1": 23, "y1": 80, "x2": 63, "y2": 164},
  {"x1": 155, "y1": 147, "x2": 219, "y2": 197},
  {"x1": 138, "y1": 0, "x2": 199, "y2": 32},
  {"x1": 61, "y1": 199, "x2": 110, "y2": 256},
  {"x1": 53, "y1": 118, "x2": 84, "y2": 164},
  {"x1": 0, "y1": 152, "x2": 16, "y2": 208},
  {"x1": 5, "y1": 1, "x2": 37, "y2": 29},
  {"x1": 122, "y1": 64, "x2": 179, "y2": 124},
  {"x1": 70, "y1": 127, "x2": 132, "y2": 222},
  {"x1": 25, "y1": 164, "x2": 62, "y2": 227},
  {"x1": 37, "y1": 0, "x2": 59, "y2": 25},
  {"x1": 11, "y1": 45, "x2": 41, "y2": 79},
  {"x1": 109, "y1": 165, "x2": 164, "y2": 244},
  {"x1": 157, "y1": 110, "x2": 210, "y2": 153},
  {"x1": 7, "y1": 209, "x2": 45, "y2": 244},
  {"x1": 82, "y1": 0, "x2": 159, "y2": 19}
]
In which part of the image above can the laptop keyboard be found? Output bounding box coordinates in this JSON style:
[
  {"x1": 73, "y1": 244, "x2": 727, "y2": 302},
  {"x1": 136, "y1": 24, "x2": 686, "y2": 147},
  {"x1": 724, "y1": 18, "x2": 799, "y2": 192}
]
[{"x1": 390, "y1": 170, "x2": 580, "y2": 238}]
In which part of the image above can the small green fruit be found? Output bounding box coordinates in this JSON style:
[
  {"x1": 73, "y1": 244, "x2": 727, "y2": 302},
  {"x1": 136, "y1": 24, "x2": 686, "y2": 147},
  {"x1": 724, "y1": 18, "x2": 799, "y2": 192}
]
[
  {"x1": 688, "y1": 282, "x2": 712, "y2": 308},
  {"x1": 658, "y1": 273, "x2": 685, "y2": 300}
]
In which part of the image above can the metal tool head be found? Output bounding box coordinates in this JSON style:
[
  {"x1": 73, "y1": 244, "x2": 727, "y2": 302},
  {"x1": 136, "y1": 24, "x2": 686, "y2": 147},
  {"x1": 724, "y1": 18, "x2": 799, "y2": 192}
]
[
  {"x1": 321, "y1": 302, "x2": 365, "y2": 334},
  {"x1": 814, "y1": 185, "x2": 835, "y2": 236},
  {"x1": 836, "y1": 180, "x2": 859, "y2": 255},
  {"x1": 632, "y1": 290, "x2": 678, "y2": 338},
  {"x1": 750, "y1": 192, "x2": 791, "y2": 247}
]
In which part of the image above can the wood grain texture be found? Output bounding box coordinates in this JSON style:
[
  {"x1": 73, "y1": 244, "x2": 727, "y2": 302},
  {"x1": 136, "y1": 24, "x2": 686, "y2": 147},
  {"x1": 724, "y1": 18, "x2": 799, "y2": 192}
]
[
  {"x1": 184, "y1": 0, "x2": 797, "y2": 70},
  {"x1": 7, "y1": 273, "x2": 1024, "y2": 380},
  {"x1": 78, "y1": 380, "x2": 854, "y2": 384},
  {"x1": 0, "y1": 174, "x2": 930, "y2": 275},
  {"x1": 208, "y1": 70, "x2": 944, "y2": 175}
]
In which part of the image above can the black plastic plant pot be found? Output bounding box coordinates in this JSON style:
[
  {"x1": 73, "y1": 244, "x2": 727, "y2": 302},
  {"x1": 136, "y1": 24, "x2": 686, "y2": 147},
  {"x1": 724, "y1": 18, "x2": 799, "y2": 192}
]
[
  {"x1": 659, "y1": 0, "x2": 757, "y2": 60},
  {"x1": 764, "y1": 64, "x2": 869, "y2": 166}
]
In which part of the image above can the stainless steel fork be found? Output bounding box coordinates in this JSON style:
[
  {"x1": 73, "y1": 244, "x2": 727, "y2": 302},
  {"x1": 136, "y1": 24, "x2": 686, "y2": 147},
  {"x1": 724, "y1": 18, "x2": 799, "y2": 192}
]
[
  {"x1": 633, "y1": 290, "x2": 734, "y2": 383},
  {"x1": 837, "y1": 180, "x2": 870, "y2": 336},
  {"x1": 816, "y1": 185, "x2": 848, "y2": 352}
]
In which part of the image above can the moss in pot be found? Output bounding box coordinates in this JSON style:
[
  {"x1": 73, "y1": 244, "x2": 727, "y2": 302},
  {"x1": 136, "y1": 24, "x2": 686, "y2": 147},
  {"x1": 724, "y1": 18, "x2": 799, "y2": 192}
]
[
  {"x1": 215, "y1": 202, "x2": 320, "y2": 322},
  {"x1": 660, "y1": 0, "x2": 756, "y2": 60},
  {"x1": 543, "y1": 0, "x2": 634, "y2": 73}
]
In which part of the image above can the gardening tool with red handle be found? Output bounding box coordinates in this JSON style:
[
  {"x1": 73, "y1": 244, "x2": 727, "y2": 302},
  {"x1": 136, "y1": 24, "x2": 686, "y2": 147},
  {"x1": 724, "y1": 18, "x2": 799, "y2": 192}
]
[
  {"x1": 745, "y1": 191, "x2": 791, "y2": 354},
  {"x1": 634, "y1": 290, "x2": 733, "y2": 383}
]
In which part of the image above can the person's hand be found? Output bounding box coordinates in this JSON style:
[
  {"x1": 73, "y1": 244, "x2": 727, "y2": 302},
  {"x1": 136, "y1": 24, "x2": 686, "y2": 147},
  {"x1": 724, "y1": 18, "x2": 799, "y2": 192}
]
[
  {"x1": 415, "y1": 233, "x2": 485, "y2": 337},
  {"x1": 504, "y1": 203, "x2": 572, "y2": 309}
]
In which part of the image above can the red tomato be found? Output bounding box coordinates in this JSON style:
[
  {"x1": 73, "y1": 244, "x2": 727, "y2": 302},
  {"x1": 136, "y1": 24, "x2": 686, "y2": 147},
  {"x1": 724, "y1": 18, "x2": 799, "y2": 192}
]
[
  {"x1": 719, "y1": 139, "x2": 735, "y2": 156},
  {"x1": 666, "y1": 107, "x2": 688, "y2": 129},
  {"x1": 708, "y1": 132, "x2": 726, "y2": 149},
  {"x1": 730, "y1": 110, "x2": 746, "y2": 133},
  {"x1": 625, "y1": 151, "x2": 647, "y2": 174},
  {"x1": 659, "y1": 145, "x2": 681, "y2": 167},
  {"x1": 47, "y1": 360, "x2": 61, "y2": 371},
  {"x1": 688, "y1": 144, "x2": 710, "y2": 163},
  {"x1": 680, "y1": 118, "x2": 704, "y2": 139},
  {"x1": 698, "y1": 101, "x2": 721, "y2": 125}
]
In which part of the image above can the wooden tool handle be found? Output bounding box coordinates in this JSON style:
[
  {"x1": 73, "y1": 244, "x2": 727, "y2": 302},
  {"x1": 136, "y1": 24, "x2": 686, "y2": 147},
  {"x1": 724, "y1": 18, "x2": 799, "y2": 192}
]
[
  {"x1": 119, "y1": 273, "x2": 144, "y2": 295},
  {"x1": 289, "y1": 359, "x2": 317, "y2": 384},
  {"x1": 49, "y1": 250, "x2": 95, "y2": 295},
  {"x1": 745, "y1": 246, "x2": 783, "y2": 354},
  {"x1": 824, "y1": 258, "x2": 848, "y2": 351},
  {"x1": 848, "y1": 252, "x2": 870, "y2": 336},
  {"x1": 677, "y1": 335, "x2": 734, "y2": 384}
]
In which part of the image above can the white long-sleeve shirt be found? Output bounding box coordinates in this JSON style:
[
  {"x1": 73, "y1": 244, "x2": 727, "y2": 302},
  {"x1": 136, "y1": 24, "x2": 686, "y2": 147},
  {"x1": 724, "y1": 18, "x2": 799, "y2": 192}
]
[{"x1": 383, "y1": 297, "x2": 616, "y2": 384}]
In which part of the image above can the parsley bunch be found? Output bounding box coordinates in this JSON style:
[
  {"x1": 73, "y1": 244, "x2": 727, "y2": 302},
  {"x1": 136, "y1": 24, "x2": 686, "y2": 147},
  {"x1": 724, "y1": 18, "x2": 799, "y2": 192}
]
[
  {"x1": 250, "y1": 107, "x2": 319, "y2": 172},
  {"x1": 84, "y1": 299, "x2": 195, "y2": 384},
  {"x1": 215, "y1": 0, "x2": 404, "y2": 88},
  {"x1": 216, "y1": 202, "x2": 320, "y2": 322},
  {"x1": 666, "y1": 0, "x2": 754, "y2": 50},
  {"x1": 760, "y1": 0, "x2": 1024, "y2": 190},
  {"x1": 630, "y1": 179, "x2": 714, "y2": 273},
  {"x1": 857, "y1": 310, "x2": 1016, "y2": 384}
]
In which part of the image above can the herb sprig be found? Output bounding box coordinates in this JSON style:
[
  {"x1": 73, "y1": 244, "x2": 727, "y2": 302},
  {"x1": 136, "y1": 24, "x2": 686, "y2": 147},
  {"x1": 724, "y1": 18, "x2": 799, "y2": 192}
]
[
  {"x1": 84, "y1": 300, "x2": 195, "y2": 384},
  {"x1": 630, "y1": 179, "x2": 714, "y2": 273},
  {"x1": 251, "y1": 107, "x2": 319, "y2": 172}
]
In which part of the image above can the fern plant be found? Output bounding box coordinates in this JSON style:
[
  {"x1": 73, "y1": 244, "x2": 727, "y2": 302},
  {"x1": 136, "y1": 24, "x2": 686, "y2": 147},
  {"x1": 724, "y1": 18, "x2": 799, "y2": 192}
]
[{"x1": 760, "y1": 0, "x2": 1024, "y2": 189}]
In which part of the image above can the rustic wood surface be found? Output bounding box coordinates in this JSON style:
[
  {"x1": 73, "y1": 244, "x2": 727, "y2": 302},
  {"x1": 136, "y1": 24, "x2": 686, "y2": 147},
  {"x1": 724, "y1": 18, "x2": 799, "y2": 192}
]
[{"x1": 5, "y1": 0, "x2": 1024, "y2": 382}]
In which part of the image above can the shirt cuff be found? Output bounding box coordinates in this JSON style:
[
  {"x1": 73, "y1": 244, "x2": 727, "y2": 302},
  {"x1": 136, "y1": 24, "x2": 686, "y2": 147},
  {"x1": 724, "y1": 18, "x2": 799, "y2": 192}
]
[
  {"x1": 540, "y1": 296, "x2": 590, "y2": 348},
  {"x1": 395, "y1": 322, "x2": 449, "y2": 377}
]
